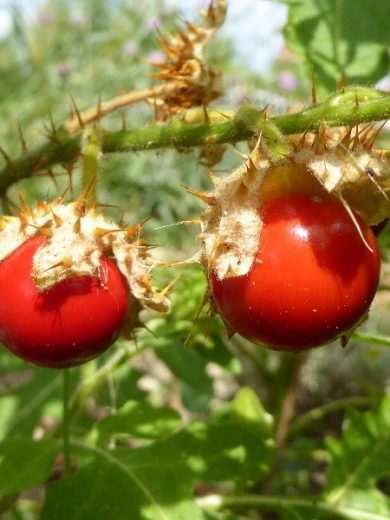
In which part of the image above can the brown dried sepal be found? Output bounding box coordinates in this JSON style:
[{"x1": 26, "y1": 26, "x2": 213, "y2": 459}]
[
  {"x1": 0, "y1": 199, "x2": 170, "y2": 317},
  {"x1": 150, "y1": 0, "x2": 226, "y2": 120}
]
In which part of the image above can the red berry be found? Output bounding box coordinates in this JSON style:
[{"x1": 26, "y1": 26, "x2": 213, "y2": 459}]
[
  {"x1": 209, "y1": 193, "x2": 380, "y2": 351},
  {"x1": 0, "y1": 236, "x2": 129, "y2": 368}
]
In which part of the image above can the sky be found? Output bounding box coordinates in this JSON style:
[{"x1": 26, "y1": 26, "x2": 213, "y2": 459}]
[{"x1": 0, "y1": 0, "x2": 287, "y2": 72}]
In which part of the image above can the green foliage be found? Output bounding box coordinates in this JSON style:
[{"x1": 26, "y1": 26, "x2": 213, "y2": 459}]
[
  {"x1": 42, "y1": 406, "x2": 274, "y2": 520},
  {"x1": 325, "y1": 397, "x2": 390, "y2": 519},
  {"x1": 281, "y1": 0, "x2": 390, "y2": 97},
  {"x1": 0, "y1": 438, "x2": 58, "y2": 495},
  {"x1": 96, "y1": 400, "x2": 181, "y2": 441}
]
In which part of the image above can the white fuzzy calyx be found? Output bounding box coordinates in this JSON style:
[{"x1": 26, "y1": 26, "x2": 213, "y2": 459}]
[
  {"x1": 293, "y1": 129, "x2": 390, "y2": 225},
  {"x1": 0, "y1": 200, "x2": 169, "y2": 312},
  {"x1": 193, "y1": 141, "x2": 269, "y2": 280}
]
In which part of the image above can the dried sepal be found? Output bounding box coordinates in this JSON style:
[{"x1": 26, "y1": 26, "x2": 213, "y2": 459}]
[
  {"x1": 0, "y1": 200, "x2": 170, "y2": 317},
  {"x1": 150, "y1": 0, "x2": 226, "y2": 120},
  {"x1": 197, "y1": 138, "x2": 269, "y2": 279},
  {"x1": 292, "y1": 125, "x2": 390, "y2": 224}
]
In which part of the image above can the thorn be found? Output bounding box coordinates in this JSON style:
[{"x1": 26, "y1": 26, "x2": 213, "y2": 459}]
[
  {"x1": 32, "y1": 157, "x2": 48, "y2": 175},
  {"x1": 152, "y1": 219, "x2": 201, "y2": 230},
  {"x1": 298, "y1": 130, "x2": 308, "y2": 149},
  {"x1": 94, "y1": 201, "x2": 120, "y2": 211},
  {"x1": 45, "y1": 169, "x2": 60, "y2": 189},
  {"x1": 354, "y1": 88, "x2": 360, "y2": 108},
  {"x1": 312, "y1": 125, "x2": 327, "y2": 155},
  {"x1": 226, "y1": 323, "x2": 236, "y2": 341},
  {"x1": 64, "y1": 164, "x2": 74, "y2": 199},
  {"x1": 356, "y1": 123, "x2": 375, "y2": 145},
  {"x1": 184, "y1": 185, "x2": 217, "y2": 205},
  {"x1": 159, "y1": 275, "x2": 180, "y2": 299},
  {"x1": 80, "y1": 175, "x2": 96, "y2": 206},
  {"x1": 41, "y1": 257, "x2": 73, "y2": 273},
  {"x1": 0, "y1": 145, "x2": 12, "y2": 165},
  {"x1": 125, "y1": 216, "x2": 152, "y2": 241},
  {"x1": 17, "y1": 120, "x2": 27, "y2": 152},
  {"x1": 96, "y1": 93, "x2": 102, "y2": 119},
  {"x1": 17, "y1": 193, "x2": 33, "y2": 217},
  {"x1": 213, "y1": 110, "x2": 231, "y2": 120},
  {"x1": 337, "y1": 73, "x2": 345, "y2": 92},
  {"x1": 28, "y1": 223, "x2": 53, "y2": 237},
  {"x1": 54, "y1": 184, "x2": 71, "y2": 206},
  {"x1": 365, "y1": 121, "x2": 387, "y2": 150},
  {"x1": 48, "y1": 109, "x2": 58, "y2": 139},
  {"x1": 340, "y1": 127, "x2": 353, "y2": 147},
  {"x1": 73, "y1": 216, "x2": 82, "y2": 233},
  {"x1": 311, "y1": 68, "x2": 317, "y2": 104},
  {"x1": 184, "y1": 289, "x2": 210, "y2": 347},
  {"x1": 69, "y1": 94, "x2": 84, "y2": 129},
  {"x1": 136, "y1": 319, "x2": 157, "y2": 338},
  {"x1": 232, "y1": 146, "x2": 249, "y2": 161},
  {"x1": 202, "y1": 103, "x2": 210, "y2": 124},
  {"x1": 120, "y1": 111, "x2": 127, "y2": 131},
  {"x1": 51, "y1": 208, "x2": 63, "y2": 227}
]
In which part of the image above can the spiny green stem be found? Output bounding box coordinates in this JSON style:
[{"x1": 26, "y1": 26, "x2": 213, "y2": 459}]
[
  {"x1": 1, "y1": 87, "x2": 390, "y2": 194},
  {"x1": 196, "y1": 493, "x2": 384, "y2": 520}
]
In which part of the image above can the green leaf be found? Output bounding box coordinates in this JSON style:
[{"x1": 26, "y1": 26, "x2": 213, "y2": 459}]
[
  {"x1": 156, "y1": 344, "x2": 213, "y2": 413},
  {"x1": 43, "y1": 419, "x2": 273, "y2": 520},
  {"x1": 0, "y1": 438, "x2": 58, "y2": 495},
  {"x1": 97, "y1": 400, "x2": 181, "y2": 441},
  {"x1": 230, "y1": 387, "x2": 274, "y2": 439},
  {"x1": 325, "y1": 396, "x2": 390, "y2": 519},
  {"x1": 282, "y1": 0, "x2": 390, "y2": 97}
]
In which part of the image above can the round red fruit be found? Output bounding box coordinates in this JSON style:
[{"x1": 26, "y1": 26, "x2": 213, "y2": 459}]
[
  {"x1": 0, "y1": 236, "x2": 129, "y2": 368},
  {"x1": 210, "y1": 193, "x2": 380, "y2": 351}
]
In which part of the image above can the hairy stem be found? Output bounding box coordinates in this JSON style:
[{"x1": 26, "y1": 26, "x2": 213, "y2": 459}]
[{"x1": 1, "y1": 87, "x2": 390, "y2": 194}]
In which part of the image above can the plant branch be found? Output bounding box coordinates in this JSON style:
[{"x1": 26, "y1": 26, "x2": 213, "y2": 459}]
[
  {"x1": 64, "y1": 84, "x2": 172, "y2": 134},
  {"x1": 2, "y1": 87, "x2": 390, "y2": 195},
  {"x1": 288, "y1": 396, "x2": 372, "y2": 437}
]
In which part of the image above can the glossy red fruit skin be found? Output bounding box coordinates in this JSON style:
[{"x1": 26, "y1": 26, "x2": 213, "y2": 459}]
[
  {"x1": 210, "y1": 193, "x2": 380, "y2": 351},
  {"x1": 0, "y1": 236, "x2": 129, "y2": 368}
]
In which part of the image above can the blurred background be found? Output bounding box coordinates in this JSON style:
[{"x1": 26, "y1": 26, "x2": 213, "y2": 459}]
[{"x1": 1, "y1": 1, "x2": 390, "y2": 513}]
